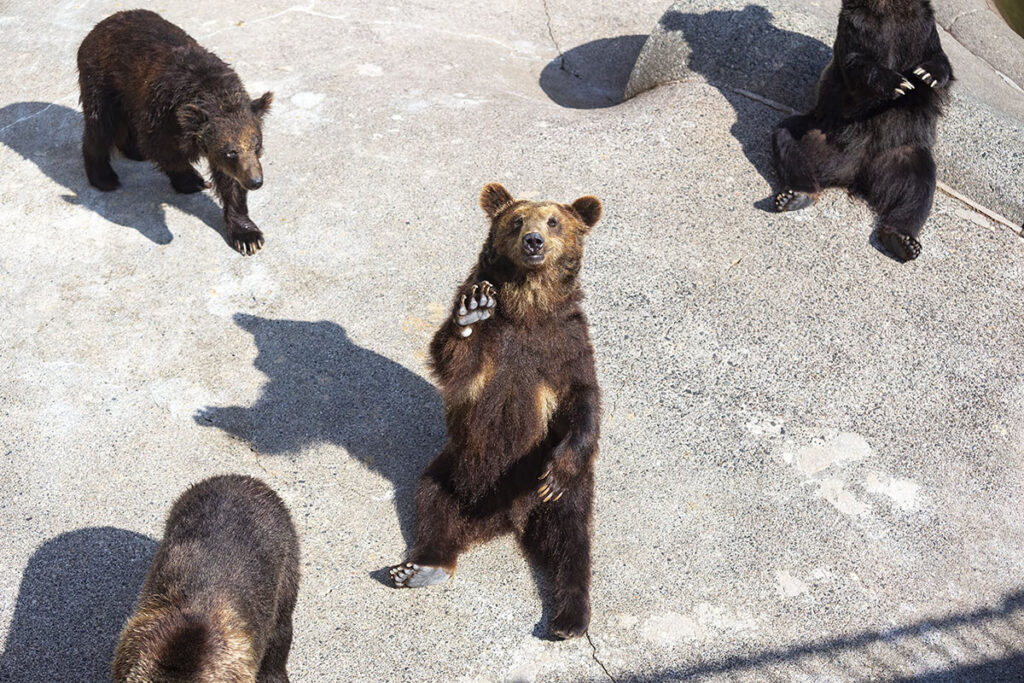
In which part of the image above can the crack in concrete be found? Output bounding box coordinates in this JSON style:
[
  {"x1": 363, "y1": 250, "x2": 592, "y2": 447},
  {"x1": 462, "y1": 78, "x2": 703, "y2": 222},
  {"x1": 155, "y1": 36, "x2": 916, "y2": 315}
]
[
  {"x1": 541, "y1": 0, "x2": 566, "y2": 70},
  {"x1": 586, "y1": 632, "x2": 617, "y2": 683}
]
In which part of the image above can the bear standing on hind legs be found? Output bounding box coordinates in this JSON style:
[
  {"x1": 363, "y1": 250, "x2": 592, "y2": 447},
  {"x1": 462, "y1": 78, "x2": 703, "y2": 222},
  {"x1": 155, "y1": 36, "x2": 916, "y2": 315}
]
[
  {"x1": 772, "y1": 0, "x2": 953, "y2": 262},
  {"x1": 390, "y1": 183, "x2": 603, "y2": 640},
  {"x1": 78, "y1": 10, "x2": 273, "y2": 255}
]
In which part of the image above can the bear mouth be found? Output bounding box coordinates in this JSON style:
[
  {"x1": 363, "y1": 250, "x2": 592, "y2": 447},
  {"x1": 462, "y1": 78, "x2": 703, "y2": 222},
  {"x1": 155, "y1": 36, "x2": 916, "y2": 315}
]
[{"x1": 522, "y1": 253, "x2": 545, "y2": 266}]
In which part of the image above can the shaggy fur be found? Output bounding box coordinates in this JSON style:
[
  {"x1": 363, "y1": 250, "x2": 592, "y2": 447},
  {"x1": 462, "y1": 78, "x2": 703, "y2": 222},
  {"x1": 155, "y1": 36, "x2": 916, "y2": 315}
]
[
  {"x1": 391, "y1": 183, "x2": 603, "y2": 640},
  {"x1": 77, "y1": 10, "x2": 273, "y2": 255},
  {"x1": 771, "y1": 0, "x2": 952, "y2": 261},
  {"x1": 113, "y1": 475, "x2": 300, "y2": 683}
]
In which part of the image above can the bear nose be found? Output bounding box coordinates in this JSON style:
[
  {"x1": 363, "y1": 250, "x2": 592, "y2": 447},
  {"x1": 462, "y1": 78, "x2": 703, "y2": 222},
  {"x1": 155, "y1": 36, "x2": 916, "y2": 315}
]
[
  {"x1": 246, "y1": 177, "x2": 263, "y2": 190},
  {"x1": 523, "y1": 232, "x2": 544, "y2": 254}
]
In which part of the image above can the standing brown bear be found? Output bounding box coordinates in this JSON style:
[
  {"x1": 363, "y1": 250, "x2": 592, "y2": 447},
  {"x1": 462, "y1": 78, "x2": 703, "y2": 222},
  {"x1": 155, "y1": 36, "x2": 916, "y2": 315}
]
[
  {"x1": 78, "y1": 10, "x2": 273, "y2": 255},
  {"x1": 390, "y1": 183, "x2": 603, "y2": 640},
  {"x1": 113, "y1": 475, "x2": 300, "y2": 683}
]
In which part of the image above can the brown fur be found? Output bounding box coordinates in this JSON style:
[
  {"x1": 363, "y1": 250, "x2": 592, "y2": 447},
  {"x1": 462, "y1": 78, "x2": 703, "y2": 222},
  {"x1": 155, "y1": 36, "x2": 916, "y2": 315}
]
[
  {"x1": 113, "y1": 476, "x2": 299, "y2": 683},
  {"x1": 396, "y1": 183, "x2": 603, "y2": 640},
  {"x1": 77, "y1": 10, "x2": 273, "y2": 255}
]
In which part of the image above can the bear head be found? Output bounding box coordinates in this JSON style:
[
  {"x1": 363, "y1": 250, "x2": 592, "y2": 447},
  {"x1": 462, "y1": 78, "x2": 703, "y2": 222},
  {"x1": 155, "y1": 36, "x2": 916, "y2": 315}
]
[
  {"x1": 177, "y1": 91, "x2": 273, "y2": 191},
  {"x1": 478, "y1": 182, "x2": 601, "y2": 287}
]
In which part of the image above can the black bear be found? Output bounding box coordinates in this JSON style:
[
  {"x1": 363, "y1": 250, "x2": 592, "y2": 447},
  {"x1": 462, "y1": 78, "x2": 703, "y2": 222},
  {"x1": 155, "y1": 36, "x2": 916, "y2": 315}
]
[
  {"x1": 390, "y1": 183, "x2": 603, "y2": 640},
  {"x1": 112, "y1": 475, "x2": 300, "y2": 682},
  {"x1": 772, "y1": 0, "x2": 953, "y2": 262},
  {"x1": 77, "y1": 10, "x2": 273, "y2": 255}
]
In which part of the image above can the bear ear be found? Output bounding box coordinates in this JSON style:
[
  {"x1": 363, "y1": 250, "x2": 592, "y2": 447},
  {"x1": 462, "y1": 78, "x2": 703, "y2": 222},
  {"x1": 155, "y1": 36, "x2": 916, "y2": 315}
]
[
  {"x1": 176, "y1": 103, "x2": 208, "y2": 137},
  {"x1": 251, "y1": 91, "x2": 274, "y2": 118},
  {"x1": 571, "y1": 195, "x2": 602, "y2": 230},
  {"x1": 479, "y1": 183, "x2": 515, "y2": 219}
]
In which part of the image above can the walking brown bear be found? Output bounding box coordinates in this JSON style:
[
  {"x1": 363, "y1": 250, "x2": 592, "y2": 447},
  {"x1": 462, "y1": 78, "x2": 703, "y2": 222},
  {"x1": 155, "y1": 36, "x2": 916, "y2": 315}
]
[
  {"x1": 112, "y1": 475, "x2": 300, "y2": 683},
  {"x1": 389, "y1": 183, "x2": 603, "y2": 640},
  {"x1": 771, "y1": 0, "x2": 952, "y2": 262},
  {"x1": 77, "y1": 10, "x2": 273, "y2": 255}
]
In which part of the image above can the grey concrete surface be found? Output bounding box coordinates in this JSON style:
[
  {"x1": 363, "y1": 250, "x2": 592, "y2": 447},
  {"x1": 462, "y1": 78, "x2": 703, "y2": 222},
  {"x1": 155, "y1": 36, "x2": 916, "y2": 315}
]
[
  {"x1": 1, "y1": 1, "x2": 1023, "y2": 682},
  {"x1": 625, "y1": 0, "x2": 1024, "y2": 226}
]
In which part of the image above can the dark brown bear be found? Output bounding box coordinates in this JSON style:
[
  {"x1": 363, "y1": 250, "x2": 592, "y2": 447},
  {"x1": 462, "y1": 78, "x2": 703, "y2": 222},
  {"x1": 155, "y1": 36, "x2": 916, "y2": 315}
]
[
  {"x1": 390, "y1": 183, "x2": 603, "y2": 640},
  {"x1": 112, "y1": 475, "x2": 300, "y2": 683},
  {"x1": 78, "y1": 10, "x2": 273, "y2": 255}
]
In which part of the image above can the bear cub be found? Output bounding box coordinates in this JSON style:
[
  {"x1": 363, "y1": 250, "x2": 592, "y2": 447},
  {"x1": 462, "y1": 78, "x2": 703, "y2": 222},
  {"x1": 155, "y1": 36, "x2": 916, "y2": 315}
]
[
  {"x1": 113, "y1": 475, "x2": 300, "y2": 683},
  {"x1": 78, "y1": 10, "x2": 273, "y2": 255},
  {"x1": 390, "y1": 183, "x2": 603, "y2": 640},
  {"x1": 772, "y1": 0, "x2": 952, "y2": 262}
]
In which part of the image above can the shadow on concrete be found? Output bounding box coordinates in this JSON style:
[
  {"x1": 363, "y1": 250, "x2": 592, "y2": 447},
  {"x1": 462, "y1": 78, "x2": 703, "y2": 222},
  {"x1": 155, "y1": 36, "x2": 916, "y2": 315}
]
[
  {"x1": 540, "y1": 35, "x2": 648, "y2": 108},
  {"x1": 194, "y1": 314, "x2": 445, "y2": 546},
  {"x1": 0, "y1": 102, "x2": 224, "y2": 246},
  {"x1": 658, "y1": 5, "x2": 831, "y2": 184},
  {"x1": 611, "y1": 591, "x2": 1024, "y2": 682},
  {"x1": 0, "y1": 527, "x2": 157, "y2": 683}
]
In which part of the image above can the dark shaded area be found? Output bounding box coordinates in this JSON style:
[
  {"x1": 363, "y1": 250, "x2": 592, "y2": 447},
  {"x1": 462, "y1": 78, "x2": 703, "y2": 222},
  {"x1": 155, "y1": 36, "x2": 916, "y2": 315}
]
[
  {"x1": 609, "y1": 591, "x2": 1024, "y2": 682},
  {"x1": 0, "y1": 102, "x2": 224, "y2": 246},
  {"x1": 539, "y1": 35, "x2": 648, "y2": 109},
  {"x1": 194, "y1": 314, "x2": 445, "y2": 546},
  {"x1": 659, "y1": 5, "x2": 831, "y2": 183},
  {"x1": 0, "y1": 527, "x2": 157, "y2": 683}
]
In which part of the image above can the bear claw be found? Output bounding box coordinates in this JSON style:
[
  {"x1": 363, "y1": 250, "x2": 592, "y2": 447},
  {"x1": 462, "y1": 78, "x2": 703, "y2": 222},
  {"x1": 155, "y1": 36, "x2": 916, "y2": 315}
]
[
  {"x1": 913, "y1": 67, "x2": 937, "y2": 88},
  {"x1": 389, "y1": 562, "x2": 451, "y2": 588},
  {"x1": 231, "y1": 233, "x2": 265, "y2": 256},
  {"x1": 537, "y1": 469, "x2": 566, "y2": 503},
  {"x1": 774, "y1": 190, "x2": 816, "y2": 213},
  {"x1": 455, "y1": 281, "x2": 496, "y2": 333},
  {"x1": 880, "y1": 230, "x2": 921, "y2": 262}
]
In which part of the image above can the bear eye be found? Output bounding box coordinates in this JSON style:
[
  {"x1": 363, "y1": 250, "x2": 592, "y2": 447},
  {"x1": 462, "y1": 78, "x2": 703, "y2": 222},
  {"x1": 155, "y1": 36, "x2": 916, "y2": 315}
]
[
  {"x1": 547, "y1": 216, "x2": 558, "y2": 227},
  {"x1": 225, "y1": 150, "x2": 239, "y2": 160},
  {"x1": 513, "y1": 216, "x2": 523, "y2": 229}
]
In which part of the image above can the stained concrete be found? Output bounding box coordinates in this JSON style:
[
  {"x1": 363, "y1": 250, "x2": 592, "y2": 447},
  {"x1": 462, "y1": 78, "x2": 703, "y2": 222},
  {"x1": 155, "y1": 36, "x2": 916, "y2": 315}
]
[{"x1": 1, "y1": 1, "x2": 1023, "y2": 682}]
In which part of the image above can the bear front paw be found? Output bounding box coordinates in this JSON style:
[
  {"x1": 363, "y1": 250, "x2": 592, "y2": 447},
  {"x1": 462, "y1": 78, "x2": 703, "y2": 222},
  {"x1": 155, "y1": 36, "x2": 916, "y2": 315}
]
[
  {"x1": 537, "y1": 467, "x2": 568, "y2": 503},
  {"x1": 229, "y1": 226, "x2": 265, "y2": 256},
  {"x1": 454, "y1": 281, "x2": 496, "y2": 337},
  {"x1": 912, "y1": 66, "x2": 947, "y2": 90}
]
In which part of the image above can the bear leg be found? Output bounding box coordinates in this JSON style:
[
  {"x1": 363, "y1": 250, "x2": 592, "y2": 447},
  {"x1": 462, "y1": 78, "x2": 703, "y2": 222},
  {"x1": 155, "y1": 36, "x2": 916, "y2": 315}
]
[
  {"x1": 862, "y1": 146, "x2": 935, "y2": 262},
  {"x1": 162, "y1": 160, "x2": 209, "y2": 194},
  {"x1": 213, "y1": 168, "x2": 265, "y2": 255},
  {"x1": 81, "y1": 98, "x2": 120, "y2": 192},
  {"x1": 116, "y1": 124, "x2": 146, "y2": 162},
  {"x1": 256, "y1": 611, "x2": 293, "y2": 683},
  {"x1": 771, "y1": 115, "x2": 857, "y2": 213},
  {"x1": 390, "y1": 456, "x2": 473, "y2": 588},
  {"x1": 520, "y1": 473, "x2": 594, "y2": 640}
]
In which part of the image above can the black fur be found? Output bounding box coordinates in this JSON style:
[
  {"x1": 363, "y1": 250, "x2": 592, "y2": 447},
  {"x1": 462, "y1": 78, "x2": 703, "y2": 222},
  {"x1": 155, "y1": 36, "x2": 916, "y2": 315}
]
[
  {"x1": 113, "y1": 475, "x2": 300, "y2": 683},
  {"x1": 772, "y1": 0, "x2": 952, "y2": 262}
]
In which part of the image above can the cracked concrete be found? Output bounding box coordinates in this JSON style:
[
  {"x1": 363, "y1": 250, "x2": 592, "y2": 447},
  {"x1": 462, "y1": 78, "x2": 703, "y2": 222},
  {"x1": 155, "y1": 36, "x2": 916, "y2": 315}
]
[{"x1": 1, "y1": 1, "x2": 1024, "y2": 682}]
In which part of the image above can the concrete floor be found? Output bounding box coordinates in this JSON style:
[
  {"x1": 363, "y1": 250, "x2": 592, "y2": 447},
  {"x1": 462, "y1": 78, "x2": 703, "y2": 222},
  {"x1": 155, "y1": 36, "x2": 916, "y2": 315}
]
[{"x1": 1, "y1": 1, "x2": 1022, "y2": 681}]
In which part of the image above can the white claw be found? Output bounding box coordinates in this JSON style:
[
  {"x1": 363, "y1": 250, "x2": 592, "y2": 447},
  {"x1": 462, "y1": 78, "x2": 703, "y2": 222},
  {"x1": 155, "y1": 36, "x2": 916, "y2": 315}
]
[
  {"x1": 460, "y1": 326, "x2": 472, "y2": 338},
  {"x1": 914, "y1": 67, "x2": 924, "y2": 76}
]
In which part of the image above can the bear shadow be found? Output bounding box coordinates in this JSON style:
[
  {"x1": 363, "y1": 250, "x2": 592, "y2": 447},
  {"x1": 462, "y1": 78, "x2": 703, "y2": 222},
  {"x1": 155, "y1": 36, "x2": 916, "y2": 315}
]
[
  {"x1": 0, "y1": 102, "x2": 225, "y2": 246},
  {"x1": 193, "y1": 314, "x2": 445, "y2": 548},
  {"x1": 0, "y1": 527, "x2": 157, "y2": 683},
  {"x1": 657, "y1": 4, "x2": 832, "y2": 189},
  {"x1": 539, "y1": 35, "x2": 648, "y2": 109}
]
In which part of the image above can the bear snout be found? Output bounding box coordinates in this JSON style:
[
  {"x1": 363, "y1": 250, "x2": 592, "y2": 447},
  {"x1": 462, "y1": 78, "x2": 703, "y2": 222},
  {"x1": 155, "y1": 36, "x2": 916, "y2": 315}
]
[
  {"x1": 522, "y1": 232, "x2": 545, "y2": 257},
  {"x1": 246, "y1": 176, "x2": 264, "y2": 190}
]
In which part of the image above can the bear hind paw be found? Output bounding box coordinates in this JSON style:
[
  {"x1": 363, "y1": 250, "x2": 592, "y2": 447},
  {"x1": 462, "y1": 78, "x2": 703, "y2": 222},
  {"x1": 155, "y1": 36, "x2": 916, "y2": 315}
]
[
  {"x1": 774, "y1": 190, "x2": 816, "y2": 213},
  {"x1": 880, "y1": 230, "x2": 921, "y2": 262},
  {"x1": 389, "y1": 562, "x2": 451, "y2": 588}
]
